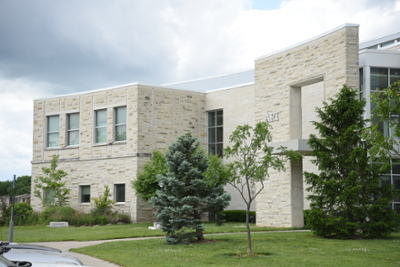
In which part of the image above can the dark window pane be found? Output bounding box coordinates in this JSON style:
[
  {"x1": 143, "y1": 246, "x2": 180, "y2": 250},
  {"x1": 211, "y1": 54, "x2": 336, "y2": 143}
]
[
  {"x1": 208, "y1": 112, "x2": 216, "y2": 127},
  {"x1": 390, "y1": 68, "x2": 400, "y2": 84},
  {"x1": 116, "y1": 184, "x2": 125, "y2": 202},
  {"x1": 395, "y1": 204, "x2": 400, "y2": 215},
  {"x1": 217, "y1": 127, "x2": 223, "y2": 142},
  {"x1": 380, "y1": 176, "x2": 391, "y2": 187},
  {"x1": 217, "y1": 110, "x2": 223, "y2": 126},
  {"x1": 217, "y1": 144, "x2": 223, "y2": 157},
  {"x1": 81, "y1": 186, "x2": 90, "y2": 203},
  {"x1": 392, "y1": 162, "x2": 400, "y2": 175},
  {"x1": 208, "y1": 128, "x2": 216, "y2": 143},
  {"x1": 209, "y1": 145, "x2": 216, "y2": 155},
  {"x1": 371, "y1": 68, "x2": 388, "y2": 91}
]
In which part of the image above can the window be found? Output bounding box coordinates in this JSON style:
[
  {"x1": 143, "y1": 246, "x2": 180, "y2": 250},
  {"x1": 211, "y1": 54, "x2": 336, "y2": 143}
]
[
  {"x1": 80, "y1": 185, "x2": 91, "y2": 203},
  {"x1": 47, "y1": 115, "x2": 60, "y2": 147},
  {"x1": 114, "y1": 184, "x2": 125, "y2": 202},
  {"x1": 208, "y1": 110, "x2": 223, "y2": 157},
  {"x1": 115, "y1": 106, "x2": 126, "y2": 141},
  {"x1": 43, "y1": 189, "x2": 55, "y2": 206},
  {"x1": 381, "y1": 160, "x2": 400, "y2": 215},
  {"x1": 67, "y1": 113, "x2": 80, "y2": 146},
  {"x1": 95, "y1": 109, "x2": 107, "y2": 143}
]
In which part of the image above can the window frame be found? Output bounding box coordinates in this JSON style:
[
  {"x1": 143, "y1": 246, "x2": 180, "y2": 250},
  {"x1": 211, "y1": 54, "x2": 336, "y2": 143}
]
[
  {"x1": 47, "y1": 115, "x2": 60, "y2": 148},
  {"x1": 114, "y1": 183, "x2": 126, "y2": 203},
  {"x1": 207, "y1": 110, "x2": 223, "y2": 157},
  {"x1": 114, "y1": 106, "x2": 127, "y2": 142},
  {"x1": 95, "y1": 109, "x2": 107, "y2": 144},
  {"x1": 80, "y1": 185, "x2": 91, "y2": 204},
  {"x1": 67, "y1": 113, "x2": 80, "y2": 146}
]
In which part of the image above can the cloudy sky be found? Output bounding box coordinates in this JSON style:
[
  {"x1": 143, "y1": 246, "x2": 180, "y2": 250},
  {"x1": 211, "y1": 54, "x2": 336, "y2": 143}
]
[{"x1": 0, "y1": 0, "x2": 399, "y2": 181}]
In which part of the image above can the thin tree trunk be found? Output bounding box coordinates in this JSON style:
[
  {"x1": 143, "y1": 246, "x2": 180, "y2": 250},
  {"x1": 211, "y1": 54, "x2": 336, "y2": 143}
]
[{"x1": 246, "y1": 206, "x2": 252, "y2": 254}]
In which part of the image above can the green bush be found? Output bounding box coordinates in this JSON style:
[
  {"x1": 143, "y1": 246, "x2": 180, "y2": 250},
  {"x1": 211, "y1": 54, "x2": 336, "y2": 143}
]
[
  {"x1": 2, "y1": 202, "x2": 34, "y2": 226},
  {"x1": 40, "y1": 206, "x2": 76, "y2": 223},
  {"x1": 222, "y1": 210, "x2": 256, "y2": 222}
]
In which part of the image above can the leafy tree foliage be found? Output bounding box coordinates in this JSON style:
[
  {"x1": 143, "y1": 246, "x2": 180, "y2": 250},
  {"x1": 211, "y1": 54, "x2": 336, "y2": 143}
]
[
  {"x1": 91, "y1": 185, "x2": 115, "y2": 216},
  {"x1": 151, "y1": 132, "x2": 231, "y2": 244},
  {"x1": 132, "y1": 151, "x2": 167, "y2": 201},
  {"x1": 34, "y1": 155, "x2": 70, "y2": 207},
  {"x1": 0, "y1": 176, "x2": 31, "y2": 196},
  {"x1": 304, "y1": 85, "x2": 399, "y2": 239},
  {"x1": 368, "y1": 81, "x2": 400, "y2": 166},
  {"x1": 205, "y1": 121, "x2": 297, "y2": 254}
]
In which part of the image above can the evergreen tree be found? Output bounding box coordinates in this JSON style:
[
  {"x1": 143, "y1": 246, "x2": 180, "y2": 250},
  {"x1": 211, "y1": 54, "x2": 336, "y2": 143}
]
[
  {"x1": 151, "y1": 132, "x2": 231, "y2": 244},
  {"x1": 304, "y1": 85, "x2": 399, "y2": 239}
]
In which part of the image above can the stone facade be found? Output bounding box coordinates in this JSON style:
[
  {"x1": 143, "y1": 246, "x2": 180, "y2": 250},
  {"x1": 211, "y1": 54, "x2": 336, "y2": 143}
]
[
  {"x1": 32, "y1": 24, "x2": 390, "y2": 228},
  {"x1": 254, "y1": 25, "x2": 359, "y2": 227},
  {"x1": 31, "y1": 84, "x2": 206, "y2": 222}
]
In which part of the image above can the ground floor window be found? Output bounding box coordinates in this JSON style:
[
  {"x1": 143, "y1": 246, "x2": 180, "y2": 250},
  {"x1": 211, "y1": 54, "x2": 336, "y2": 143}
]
[
  {"x1": 80, "y1": 185, "x2": 91, "y2": 203},
  {"x1": 381, "y1": 160, "x2": 400, "y2": 214},
  {"x1": 114, "y1": 184, "x2": 125, "y2": 202}
]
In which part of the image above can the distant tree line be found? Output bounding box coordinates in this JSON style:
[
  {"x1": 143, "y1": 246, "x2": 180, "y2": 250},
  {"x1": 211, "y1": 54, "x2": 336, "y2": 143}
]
[{"x1": 0, "y1": 175, "x2": 31, "y2": 196}]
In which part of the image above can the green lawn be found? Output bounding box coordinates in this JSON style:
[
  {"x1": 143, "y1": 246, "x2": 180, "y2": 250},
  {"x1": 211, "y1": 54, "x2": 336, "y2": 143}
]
[
  {"x1": 0, "y1": 222, "x2": 296, "y2": 242},
  {"x1": 3, "y1": 223, "x2": 399, "y2": 266},
  {"x1": 72, "y1": 231, "x2": 400, "y2": 267}
]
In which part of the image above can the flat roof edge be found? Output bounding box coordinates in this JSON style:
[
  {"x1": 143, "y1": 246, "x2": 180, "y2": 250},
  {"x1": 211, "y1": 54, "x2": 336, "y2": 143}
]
[
  {"x1": 34, "y1": 81, "x2": 209, "y2": 101},
  {"x1": 256, "y1": 23, "x2": 359, "y2": 61}
]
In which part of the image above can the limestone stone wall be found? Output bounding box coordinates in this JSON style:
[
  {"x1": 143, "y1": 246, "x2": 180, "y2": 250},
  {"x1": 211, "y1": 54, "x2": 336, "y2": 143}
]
[
  {"x1": 31, "y1": 84, "x2": 206, "y2": 222},
  {"x1": 254, "y1": 25, "x2": 359, "y2": 227},
  {"x1": 206, "y1": 84, "x2": 256, "y2": 210}
]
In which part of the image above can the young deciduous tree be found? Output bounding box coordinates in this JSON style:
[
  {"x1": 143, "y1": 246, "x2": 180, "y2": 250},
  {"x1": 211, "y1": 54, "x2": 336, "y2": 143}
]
[
  {"x1": 368, "y1": 81, "x2": 400, "y2": 166},
  {"x1": 34, "y1": 155, "x2": 70, "y2": 207},
  {"x1": 151, "y1": 132, "x2": 231, "y2": 244},
  {"x1": 304, "y1": 85, "x2": 399, "y2": 239},
  {"x1": 205, "y1": 121, "x2": 297, "y2": 254},
  {"x1": 132, "y1": 151, "x2": 167, "y2": 201}
]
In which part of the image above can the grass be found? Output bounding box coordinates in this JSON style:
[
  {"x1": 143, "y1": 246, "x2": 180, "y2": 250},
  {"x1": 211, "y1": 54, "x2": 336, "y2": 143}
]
[
  {"x1": 71, "y1": 231, "x2": 400, "y2": 267},
  {"x1": 2, "y1": 223, "x2": 399, "y2": 266},
  {"x1": 0, "y1": 222, "x2": 296, "y2": 242}
]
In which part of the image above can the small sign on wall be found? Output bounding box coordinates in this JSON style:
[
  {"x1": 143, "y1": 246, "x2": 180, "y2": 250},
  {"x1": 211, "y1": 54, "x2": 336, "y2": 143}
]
[{"x1": 265, "y1": 111, "x2": 280, "y2": 122}]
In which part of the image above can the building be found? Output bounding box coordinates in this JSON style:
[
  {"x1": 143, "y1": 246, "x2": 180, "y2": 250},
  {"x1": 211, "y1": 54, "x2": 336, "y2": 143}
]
[{"x1": 31, "y1": 24, "x2": 400, "y2": 226}]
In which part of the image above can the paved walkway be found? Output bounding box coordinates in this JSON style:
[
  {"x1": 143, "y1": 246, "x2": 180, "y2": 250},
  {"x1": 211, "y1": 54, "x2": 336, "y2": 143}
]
[{"x1": 31, "y1": 236, "x2": 163, "y2": 267}]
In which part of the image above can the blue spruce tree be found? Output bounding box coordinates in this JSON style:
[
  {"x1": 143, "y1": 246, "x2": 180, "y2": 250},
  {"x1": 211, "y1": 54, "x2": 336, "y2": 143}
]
[{"x1": 151, "y1": 132, "x2": 231, "y2": 244}]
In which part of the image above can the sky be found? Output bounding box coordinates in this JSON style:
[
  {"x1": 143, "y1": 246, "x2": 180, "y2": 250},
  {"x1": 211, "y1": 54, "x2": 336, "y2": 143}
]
[{"x1": 0, "y1": 0, "x2": 399, "y2": 181}]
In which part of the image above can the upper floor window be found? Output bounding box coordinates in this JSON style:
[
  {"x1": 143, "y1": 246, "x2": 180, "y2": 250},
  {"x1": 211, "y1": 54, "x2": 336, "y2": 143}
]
[
  {"x1": 115, "y1": 106, "x2": 126, "y2": 141},
  {"x1": 67, "y1": 113, "x2": 80, "y2": 146},
  {"x1": 114, "y1": 184, "x2": 125, "y2": 202},
  {"x1": 208, "y1": 110, "x2": 223, "y2": 157},
  {"x1": 47, "y1": 115, "x2": 59, "y2": 147},
  {"x1": 95, "y1": 109, "x2": 107, "y2": 143}
]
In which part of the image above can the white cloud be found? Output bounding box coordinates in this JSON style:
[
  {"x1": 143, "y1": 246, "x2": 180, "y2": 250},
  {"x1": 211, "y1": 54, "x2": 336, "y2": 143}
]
[
  {"x1": 0, "y1": 0, "x2": 399, "y2": 181},
  {"x1": 0, "y1": 75, "x2": 56, "y2": 180}
]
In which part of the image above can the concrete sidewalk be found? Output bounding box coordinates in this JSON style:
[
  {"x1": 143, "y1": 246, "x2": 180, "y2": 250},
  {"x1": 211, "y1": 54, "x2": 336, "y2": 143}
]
[{"x1": 31, "y1": 236, "x2": 163, "y2": 267}]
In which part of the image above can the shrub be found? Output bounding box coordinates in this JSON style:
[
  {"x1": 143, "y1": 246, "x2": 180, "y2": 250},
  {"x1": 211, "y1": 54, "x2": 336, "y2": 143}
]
[
  {"x1": 40, "y1": 206, "x2": 76, "y2": 223},
  {"x1": 3, "y1": 202, "x2": 34, "y2": 226},
  {"x1": 91, "y1": 185, "x2": 114, "y2": 216},
  {"x1": 223, "y1": 210, "x2": 256, "y2": 222}
]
